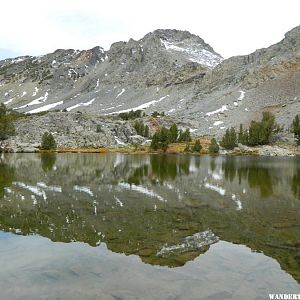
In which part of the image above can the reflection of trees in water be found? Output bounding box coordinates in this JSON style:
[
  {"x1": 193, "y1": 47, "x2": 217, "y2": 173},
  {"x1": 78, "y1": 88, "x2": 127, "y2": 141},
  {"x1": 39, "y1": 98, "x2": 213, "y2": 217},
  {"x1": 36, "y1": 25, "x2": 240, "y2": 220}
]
[
  {"x1": 0, "y1": 162, "x2": 15, "y2": 198},
  {"x1": 128, "y1": 165, "x2": 149, "y2": 185},
  {"x1": 223, "y1": 158, "x2": 275, "y2": 198},
  {"x1": 40, "y1": 153, "x2": 57, "y2": 172},
  {"x1": 246, "y1": 167, "x2": 274, "y2": 198},
  {"x1": 222, "y1": 158, "x2": 236, "y2": 182},
  {"x1": 210, "y1": 158, "x2": 216, "y2": 173},
  {"x1": 150, "y1": 155, "x2": 190, "y2": 183},
  {"x1": 126, "y1": 155, "x2": 192, "y2": 184},
  {"x1": 292, "y1": 168, "x2": 300, "y2": 200}
]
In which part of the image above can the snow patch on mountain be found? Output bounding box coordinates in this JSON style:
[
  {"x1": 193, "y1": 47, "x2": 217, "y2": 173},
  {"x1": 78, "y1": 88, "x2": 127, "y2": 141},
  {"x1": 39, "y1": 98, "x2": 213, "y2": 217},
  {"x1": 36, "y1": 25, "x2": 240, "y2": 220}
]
[
  {"x1": 108, "y1": 95, "x2": 169, "y2": 114},
  {"x1": 206, "y1": 105, "x2": 228, "y2": 116},
  {"x1": 14, "y1": 92, "x2": 49, "y2": 110},
  {"x1": 116, "y1": 88, "x2": 125, "y2": 98},
  {"x1": 27, "y1": 101, "x2": 63, "y2": 114},
  {"x1": 238, "y1": 90, "x2": 245, "y2": 101},
  {"x1": 161, "y1": 39, "x2": 223, "y2": 68},
  {"x1": 66, "y1": 98, "x2": 95, "y2": 111}
]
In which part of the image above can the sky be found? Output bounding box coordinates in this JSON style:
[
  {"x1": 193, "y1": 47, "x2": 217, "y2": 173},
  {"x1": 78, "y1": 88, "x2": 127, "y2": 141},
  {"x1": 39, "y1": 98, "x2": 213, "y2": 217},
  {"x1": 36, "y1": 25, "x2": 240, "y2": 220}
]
[{"x1": 1, "y1": 0, "x2": 299, "y2": 60}]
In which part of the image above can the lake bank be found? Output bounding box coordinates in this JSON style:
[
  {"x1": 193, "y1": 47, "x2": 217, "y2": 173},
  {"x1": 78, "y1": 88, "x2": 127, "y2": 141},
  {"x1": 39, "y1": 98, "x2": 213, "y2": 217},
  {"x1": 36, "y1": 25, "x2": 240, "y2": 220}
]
[{"x1": 1, "y1": 141, "x2": 299, "y2": 156}]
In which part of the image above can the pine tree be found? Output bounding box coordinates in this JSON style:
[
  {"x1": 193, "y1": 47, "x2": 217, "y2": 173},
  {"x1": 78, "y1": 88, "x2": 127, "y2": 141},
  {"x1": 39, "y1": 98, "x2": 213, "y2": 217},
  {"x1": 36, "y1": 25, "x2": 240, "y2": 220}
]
[
  {"x1": 41, "y1": 132, "x2": 57, "y2": 150},
  {"x1": 144, "y1": 125, "x2": 150, "y2": 138},
  {"x1": 220, "y1": 127, "x2": 237, "y2": 150},
  {"x1": 169, "y1": 123, "x2": 178, "y2": 143},
  {"x1": 150, "y1": 132, "x2": 160, "y2": 150},
  {"x1": 230, "y1": 127, "x2": 237, "y2": 146},
  {"x1": 208, "y1": 138, "x2": 219, "y2": 154},
  {"x1": 260, "y1": 112, "x2": 276, "y2": 144},
  {"x1": 159, "y1": 127, "x2": 169, "y2": 151},
  {"x1": 238, "y1": 124, "x2": 245, "y2": 144},
  {"x1": 248, "y1": 121, "x2": 261, "y2": 146},
  {"x1": 247, "y1": 112, "x2": 278, "y2": 146},
  {"x1": 292, "y1": 114, "x2": 300, "y2": 145},
  {"x1": 178, "y1": 128, "x2": 191, "y2": 142},
  {"x1": 0, "y1": 103, "x2": 15, "y2": 141}
]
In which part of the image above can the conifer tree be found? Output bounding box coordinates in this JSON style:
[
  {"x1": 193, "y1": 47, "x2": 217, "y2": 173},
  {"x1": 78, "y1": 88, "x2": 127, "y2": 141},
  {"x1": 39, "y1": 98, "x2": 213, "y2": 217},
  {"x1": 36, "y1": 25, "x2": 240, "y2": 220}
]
[
  {"x1": 150, "y1": 132, "x2": 160, "y2": 150},
  {"x1": 220, "y1": 127, "x2": 237, "y2": 150},
  {"x1": 0, "y1": 103, "x2": 15, "y2": 141},
  {"x1": 292, "y1": 114, "x2": 300, "y2": 145},
  {"x1": 41, "y1": 132, "x2": 57, "y2": 150},
  {"x1": 208, "y1": 138, "x2": 219, "y2": 154},
  {"x1": 144, "y1": 125, "x2": 150, "y2": 138},
  {"x1": 169, "y1": 123, "x2": 178, "y2": 143}
]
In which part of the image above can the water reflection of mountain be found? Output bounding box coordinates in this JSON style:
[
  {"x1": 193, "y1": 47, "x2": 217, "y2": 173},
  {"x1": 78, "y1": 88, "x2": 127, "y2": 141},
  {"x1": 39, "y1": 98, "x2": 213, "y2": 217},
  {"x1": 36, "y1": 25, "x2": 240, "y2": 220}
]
[{"x1": 0, "y1": 154, "x2": 299, "y2": 282}]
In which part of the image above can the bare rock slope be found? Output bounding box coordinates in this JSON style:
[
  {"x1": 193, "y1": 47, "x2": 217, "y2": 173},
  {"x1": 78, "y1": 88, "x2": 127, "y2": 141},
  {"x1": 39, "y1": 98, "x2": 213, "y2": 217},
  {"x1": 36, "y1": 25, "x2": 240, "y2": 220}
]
[{"x1": 0, "y1": 26, "x2": 300, "y2": 144}]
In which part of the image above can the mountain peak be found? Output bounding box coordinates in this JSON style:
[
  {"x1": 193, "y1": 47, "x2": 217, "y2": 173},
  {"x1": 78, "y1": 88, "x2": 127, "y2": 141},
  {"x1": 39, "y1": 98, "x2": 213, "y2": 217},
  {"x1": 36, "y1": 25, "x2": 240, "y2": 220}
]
[{"x1": 141, "y1": 29, "x2": 223, "y2": 68}]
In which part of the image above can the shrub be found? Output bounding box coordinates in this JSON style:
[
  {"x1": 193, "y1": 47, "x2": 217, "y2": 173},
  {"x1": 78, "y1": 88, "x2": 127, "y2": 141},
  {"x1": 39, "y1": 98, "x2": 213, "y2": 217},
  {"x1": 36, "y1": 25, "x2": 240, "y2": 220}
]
[
  {"x1": 192, "y1": 140, "x2": 202, "y2": 152},
  {"x1": 151, "y1": 111, "x2": 165, "y2": 118},
  {"x1": 96, "y1": 124, "x2": 103, "y2": 133},
  {"x1": 184, "y1": 143, "x2": 191, "y2": 152},
  {"x1": 41, "y1": 132, "x2": 57, "y2": 150}
]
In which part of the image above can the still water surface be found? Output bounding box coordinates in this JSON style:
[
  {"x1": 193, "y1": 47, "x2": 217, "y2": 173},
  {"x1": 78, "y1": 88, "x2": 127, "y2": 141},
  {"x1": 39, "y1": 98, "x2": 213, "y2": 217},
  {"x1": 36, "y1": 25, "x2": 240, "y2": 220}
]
[{"x1": 0, "y1": 153, "x2": 299, "y2": 299}]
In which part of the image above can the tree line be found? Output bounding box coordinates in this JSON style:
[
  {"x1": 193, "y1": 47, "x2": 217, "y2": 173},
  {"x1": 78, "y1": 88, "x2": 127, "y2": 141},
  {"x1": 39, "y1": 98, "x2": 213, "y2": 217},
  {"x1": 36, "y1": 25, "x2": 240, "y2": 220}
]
[
  {"x1": 220, "y1": 112, "x2": 286, "y2": 150},
  {"x1": 150, "y1": 124, "x2": 191, "y2": 151}
]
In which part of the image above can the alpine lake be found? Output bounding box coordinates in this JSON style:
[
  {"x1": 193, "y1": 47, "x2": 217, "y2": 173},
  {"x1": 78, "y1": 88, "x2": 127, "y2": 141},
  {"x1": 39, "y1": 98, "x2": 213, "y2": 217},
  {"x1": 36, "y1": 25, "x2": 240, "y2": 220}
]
[{"x1": 0, "y1": 153, "x2": 299, "y2": 299}]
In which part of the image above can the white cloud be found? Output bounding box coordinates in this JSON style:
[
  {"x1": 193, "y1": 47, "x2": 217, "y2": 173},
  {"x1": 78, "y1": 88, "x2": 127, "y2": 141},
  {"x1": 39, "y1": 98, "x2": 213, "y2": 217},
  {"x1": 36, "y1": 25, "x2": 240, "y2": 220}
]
[{"x1": 0, "y1": 0, "x2": 300, "y2": 59}]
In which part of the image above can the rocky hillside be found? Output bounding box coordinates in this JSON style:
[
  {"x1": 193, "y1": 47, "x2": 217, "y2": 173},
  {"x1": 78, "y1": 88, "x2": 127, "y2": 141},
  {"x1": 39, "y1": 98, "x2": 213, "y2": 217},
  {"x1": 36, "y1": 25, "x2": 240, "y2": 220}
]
[
  {"x1": 0, "y1": 26, "x2": 299, "y2": 142},
  {"x1": 0, "y1": 29, "x2": 222, "y2": 116}
]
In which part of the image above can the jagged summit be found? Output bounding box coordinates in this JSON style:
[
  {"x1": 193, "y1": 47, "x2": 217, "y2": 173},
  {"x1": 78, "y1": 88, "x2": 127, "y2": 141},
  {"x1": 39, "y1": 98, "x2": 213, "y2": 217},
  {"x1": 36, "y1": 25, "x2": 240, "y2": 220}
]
[{"x1": 140, "y1": 29, "x2": 223, "y2": 68}]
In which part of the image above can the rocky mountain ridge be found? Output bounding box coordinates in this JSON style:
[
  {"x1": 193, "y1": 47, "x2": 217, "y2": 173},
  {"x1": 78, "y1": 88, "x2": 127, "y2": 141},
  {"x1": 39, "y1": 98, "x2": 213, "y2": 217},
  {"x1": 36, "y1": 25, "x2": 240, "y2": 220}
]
[{"x1": 0, "y1": 26, "x2": 300, "y2": 149}]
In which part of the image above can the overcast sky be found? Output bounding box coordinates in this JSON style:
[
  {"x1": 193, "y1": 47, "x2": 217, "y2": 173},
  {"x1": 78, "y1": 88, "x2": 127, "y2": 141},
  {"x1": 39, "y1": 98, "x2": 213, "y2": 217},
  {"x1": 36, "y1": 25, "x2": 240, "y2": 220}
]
[{"x1": 1, "y1": 0, "x2": 299, "y2": 60}]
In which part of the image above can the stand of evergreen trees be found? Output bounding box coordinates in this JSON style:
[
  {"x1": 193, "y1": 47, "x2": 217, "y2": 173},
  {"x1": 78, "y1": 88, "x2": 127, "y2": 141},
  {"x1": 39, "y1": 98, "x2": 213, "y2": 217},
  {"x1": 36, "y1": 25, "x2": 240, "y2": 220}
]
[
  {"x1": 220, "y1": 127, "x2": 237, "y2": 150},
  {"x1": 220, "y1": 112, "x2": 281, "y2": 149},
  {"x1": 134, "y1": 121, "x2": 150, "y2": 138},
  {"x1": 151, "y1": 111, "x2": 165, "y2": 117},
  {"x1": 0, "y1": 104, "x2": 15, "y2": 141},
  {"x1": 150, "y1": 124, "x2": 191, "y2": 151},
  {"x1": 119, "y1": 110, "x2": 144, "y2": 120}
]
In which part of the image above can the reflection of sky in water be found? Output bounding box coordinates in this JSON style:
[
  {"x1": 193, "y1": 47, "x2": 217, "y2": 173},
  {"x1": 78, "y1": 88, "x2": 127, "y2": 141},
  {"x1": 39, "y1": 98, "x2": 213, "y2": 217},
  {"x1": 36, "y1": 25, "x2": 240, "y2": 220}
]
[{"x1": 0, "y1": 232, "x2": 299, "y2": 300}]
